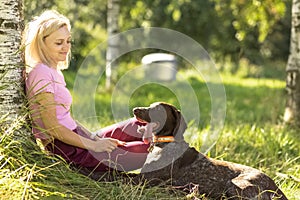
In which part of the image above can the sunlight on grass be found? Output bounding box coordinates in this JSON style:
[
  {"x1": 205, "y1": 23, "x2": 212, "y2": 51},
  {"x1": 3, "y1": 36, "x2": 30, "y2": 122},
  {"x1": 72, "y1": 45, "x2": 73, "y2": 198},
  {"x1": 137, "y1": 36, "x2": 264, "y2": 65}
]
[
  {"x1": 221, "y1": 74, "x2": 285, "y2": 89},
  {"x1": 67, "y1": 68, "x2": 299, "y2": 199},
  {"x1": 1, "y1": 67, "x2": 299, "y2": 199}
]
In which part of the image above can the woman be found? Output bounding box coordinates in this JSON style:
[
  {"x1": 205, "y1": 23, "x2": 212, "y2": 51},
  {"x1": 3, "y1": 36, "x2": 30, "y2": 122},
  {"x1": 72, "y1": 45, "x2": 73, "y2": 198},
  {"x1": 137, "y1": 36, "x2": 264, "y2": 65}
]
[{"x1": 23, "y1": 10, "x2": 149, "y2": 173}]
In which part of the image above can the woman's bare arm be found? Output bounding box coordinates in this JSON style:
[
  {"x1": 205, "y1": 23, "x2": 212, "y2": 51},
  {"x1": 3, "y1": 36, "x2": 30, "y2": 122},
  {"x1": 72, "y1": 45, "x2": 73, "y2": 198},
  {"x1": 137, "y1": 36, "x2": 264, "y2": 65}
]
[{"x1": 35, "y1": 92, "x2": 120, "y2": 153}]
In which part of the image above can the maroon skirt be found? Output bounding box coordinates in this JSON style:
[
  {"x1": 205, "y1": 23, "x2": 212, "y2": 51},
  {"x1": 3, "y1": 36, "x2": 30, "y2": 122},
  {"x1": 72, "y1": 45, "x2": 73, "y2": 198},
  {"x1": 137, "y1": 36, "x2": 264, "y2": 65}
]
[{"x1": 46, "y1": 118, "x2": 150, "y2": 172}]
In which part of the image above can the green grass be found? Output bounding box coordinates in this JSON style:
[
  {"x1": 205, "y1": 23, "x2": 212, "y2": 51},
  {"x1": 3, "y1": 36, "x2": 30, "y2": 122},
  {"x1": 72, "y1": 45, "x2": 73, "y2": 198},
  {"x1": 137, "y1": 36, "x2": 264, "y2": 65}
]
[
  {"x1": 0, "y1": 115, "x2": 180, "y2": 199},
  {"x1": 1, "y1": 66, "x2": 299, "y2": 199}
]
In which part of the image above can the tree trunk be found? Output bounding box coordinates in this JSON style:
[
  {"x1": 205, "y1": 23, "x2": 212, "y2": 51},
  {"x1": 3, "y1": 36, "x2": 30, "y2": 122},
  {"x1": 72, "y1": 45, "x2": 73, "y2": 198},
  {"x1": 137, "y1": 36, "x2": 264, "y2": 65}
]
[
  {"x1": 0, "y1": 0, "x2": 24, "y2": 126},
  {"x1": 284, "y1": 0, "x2": 300, "y2": 125},
  {"x1": 106, "y1": 0, "x2": 120, "y2": 89}
]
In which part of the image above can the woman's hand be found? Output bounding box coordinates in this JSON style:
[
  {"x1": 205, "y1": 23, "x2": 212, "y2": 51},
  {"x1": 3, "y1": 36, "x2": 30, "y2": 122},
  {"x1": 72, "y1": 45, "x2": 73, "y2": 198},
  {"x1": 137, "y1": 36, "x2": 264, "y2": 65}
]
[{"x1": 91, "y1": 137, "x2": 126, "y2": 153}]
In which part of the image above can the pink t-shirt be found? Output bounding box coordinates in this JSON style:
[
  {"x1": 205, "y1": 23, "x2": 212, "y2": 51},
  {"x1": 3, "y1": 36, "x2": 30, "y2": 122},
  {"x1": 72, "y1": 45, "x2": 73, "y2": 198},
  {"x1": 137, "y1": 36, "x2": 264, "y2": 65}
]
[{"x1": 26, "y1": 63, "x2": 77, "y2": 139}]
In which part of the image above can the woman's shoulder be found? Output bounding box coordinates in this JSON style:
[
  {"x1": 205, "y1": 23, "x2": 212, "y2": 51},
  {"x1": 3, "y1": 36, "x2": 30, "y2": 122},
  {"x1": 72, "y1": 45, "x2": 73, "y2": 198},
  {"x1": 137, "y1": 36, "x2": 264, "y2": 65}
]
[
  {"x1": 32, "y1": 63, "x2": 52, "y2": 72},
  {"x1": 28, "y1": 63, "x2": 54, "y2": 76},
  {"x1": 27, "y1": 63, "x2": 56, "y2": 81},
  {"x1": 25, "y1": 64, "x2": 57, "y2": 94}
]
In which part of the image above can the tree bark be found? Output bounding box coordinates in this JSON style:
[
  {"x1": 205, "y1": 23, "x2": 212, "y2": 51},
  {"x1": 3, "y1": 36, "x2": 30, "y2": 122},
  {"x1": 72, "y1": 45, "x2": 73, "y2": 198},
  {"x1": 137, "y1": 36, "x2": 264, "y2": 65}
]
[
  {"x1": 284, "y1": 0, "x2": 300, "y2": 125},
  {"x1": 0, "y1": 0, "x2": 24, "y2": 125},
  {"x1": 106, "y1": 0, "x2": 120, "y2": 89}
]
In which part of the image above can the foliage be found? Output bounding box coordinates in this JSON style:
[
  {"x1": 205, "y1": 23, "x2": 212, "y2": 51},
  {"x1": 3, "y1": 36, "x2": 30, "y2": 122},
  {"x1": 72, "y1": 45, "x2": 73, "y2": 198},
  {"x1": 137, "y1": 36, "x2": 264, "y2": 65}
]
[
  {"x1": 214, "y1": 0, "x2": 286, "y2": 43},
  {"x1": 120, "y1": 0, "x2": 289, "y2": 65},
  {"x1": 24, "y1": 0, "x2": 291, "y2": 72}
]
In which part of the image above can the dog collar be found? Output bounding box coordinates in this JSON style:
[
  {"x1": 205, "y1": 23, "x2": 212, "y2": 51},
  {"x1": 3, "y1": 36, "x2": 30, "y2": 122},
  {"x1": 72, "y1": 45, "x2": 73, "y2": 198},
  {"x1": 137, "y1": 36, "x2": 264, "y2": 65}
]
[
  {"x1": 153, "y1": 136, "x2": 175, "y2": 143},
  {"x1": 147, "y1": 136, "x2": 175, "y2": 152}
]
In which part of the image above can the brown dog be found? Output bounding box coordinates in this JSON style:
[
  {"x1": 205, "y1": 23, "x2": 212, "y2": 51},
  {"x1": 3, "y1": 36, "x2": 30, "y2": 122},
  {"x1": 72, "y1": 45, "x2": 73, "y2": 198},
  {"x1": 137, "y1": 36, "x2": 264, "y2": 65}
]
[{"x1": 133, "y1": 102, "x2": 287, "y2": 200}]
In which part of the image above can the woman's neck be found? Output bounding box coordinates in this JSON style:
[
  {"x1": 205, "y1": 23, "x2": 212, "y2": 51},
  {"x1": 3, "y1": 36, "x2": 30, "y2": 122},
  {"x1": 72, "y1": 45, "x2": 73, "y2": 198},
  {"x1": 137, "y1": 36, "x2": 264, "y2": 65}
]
[{"x1": 48, "y1": 61, "x2": 58, "y2": 70}]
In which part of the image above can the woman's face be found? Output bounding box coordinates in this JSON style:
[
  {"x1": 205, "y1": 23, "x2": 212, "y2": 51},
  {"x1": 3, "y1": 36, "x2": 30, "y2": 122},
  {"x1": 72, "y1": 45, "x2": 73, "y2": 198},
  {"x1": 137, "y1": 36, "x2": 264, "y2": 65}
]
[{"x1": 44, "y1": 25, "x2": 71, "y2": 67}]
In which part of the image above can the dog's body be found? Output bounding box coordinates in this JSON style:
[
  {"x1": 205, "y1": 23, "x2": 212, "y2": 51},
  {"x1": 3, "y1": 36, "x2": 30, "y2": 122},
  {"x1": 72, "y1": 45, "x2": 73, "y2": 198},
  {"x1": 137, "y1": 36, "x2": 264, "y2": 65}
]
[{"x1": 133, "y1": 102, "x2": 287, "y2": 200}]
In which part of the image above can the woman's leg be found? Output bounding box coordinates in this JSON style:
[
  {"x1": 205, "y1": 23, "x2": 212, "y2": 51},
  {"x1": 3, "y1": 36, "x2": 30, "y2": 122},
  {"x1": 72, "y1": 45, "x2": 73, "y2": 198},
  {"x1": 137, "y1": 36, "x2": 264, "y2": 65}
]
[
  {"x1": 89, "y1": 118, "x2": 150, "y2": 171},
  {"x1": 46, "y1": 118, "x2": 150, "y2": 172},
  {"x1": 90, "y1": 141, "x2": 149, "y2": 171},
  {"x1": 96, "y1": 118, "x2": 146, "y2": 142}
]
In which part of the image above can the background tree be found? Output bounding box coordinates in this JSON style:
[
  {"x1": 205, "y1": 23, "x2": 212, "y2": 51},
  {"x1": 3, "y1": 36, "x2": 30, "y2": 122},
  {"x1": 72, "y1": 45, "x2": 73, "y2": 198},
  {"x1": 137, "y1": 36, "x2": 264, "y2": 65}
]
[
  {"x1": 0, "y1": 0, "x2": 24, "y2": 126},
  {"x1": 284, "y1": 0, "x2": 300, "y2": 125},
  {"x1": 106, "y1": 0, "x2": 120, "y2": 89}
]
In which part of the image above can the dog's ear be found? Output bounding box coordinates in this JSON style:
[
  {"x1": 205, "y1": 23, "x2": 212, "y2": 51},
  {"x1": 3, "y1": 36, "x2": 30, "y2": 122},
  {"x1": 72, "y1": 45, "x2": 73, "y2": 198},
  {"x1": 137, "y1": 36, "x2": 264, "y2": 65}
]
[{"x1": 171, "y1": 107, "x2": 187, "y2": 141}]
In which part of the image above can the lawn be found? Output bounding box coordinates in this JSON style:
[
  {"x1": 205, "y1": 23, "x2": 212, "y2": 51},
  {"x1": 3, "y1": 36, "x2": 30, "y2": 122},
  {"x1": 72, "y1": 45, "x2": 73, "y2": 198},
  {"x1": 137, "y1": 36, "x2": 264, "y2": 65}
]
[{"x1": 0, "y1": 65, "x2": 299, "y2": 199}]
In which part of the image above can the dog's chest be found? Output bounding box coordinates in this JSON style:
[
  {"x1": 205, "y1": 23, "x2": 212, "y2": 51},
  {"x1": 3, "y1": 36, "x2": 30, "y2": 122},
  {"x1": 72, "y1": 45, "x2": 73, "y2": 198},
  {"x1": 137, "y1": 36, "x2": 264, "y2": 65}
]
[
  {"x1": 144, "y1": 147, "x2": 163, "y2": 163},
  {"x1": 141, "y1": 142, "x2": 190, "y2": 173}
]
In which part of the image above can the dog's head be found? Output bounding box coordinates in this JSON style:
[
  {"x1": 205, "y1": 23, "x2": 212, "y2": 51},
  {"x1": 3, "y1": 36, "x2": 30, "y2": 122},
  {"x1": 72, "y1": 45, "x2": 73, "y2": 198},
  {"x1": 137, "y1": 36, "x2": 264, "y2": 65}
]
[{"x1": 133, "y1": 102, "x2": 187, "y2": 143}]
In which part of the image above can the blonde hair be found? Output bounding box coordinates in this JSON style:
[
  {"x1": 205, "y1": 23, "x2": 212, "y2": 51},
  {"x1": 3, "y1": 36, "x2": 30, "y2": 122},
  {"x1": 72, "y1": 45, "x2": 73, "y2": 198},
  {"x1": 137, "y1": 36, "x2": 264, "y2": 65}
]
[{"x1": 23, "y1": 10, "x2": 71, "y2": 72}]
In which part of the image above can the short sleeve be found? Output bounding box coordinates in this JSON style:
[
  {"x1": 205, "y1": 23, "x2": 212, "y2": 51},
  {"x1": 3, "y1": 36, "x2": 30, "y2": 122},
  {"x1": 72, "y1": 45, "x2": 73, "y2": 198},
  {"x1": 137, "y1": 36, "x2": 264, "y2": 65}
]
[{"x1": 26, "y1": 64, "x2": 54, "y2": 95}]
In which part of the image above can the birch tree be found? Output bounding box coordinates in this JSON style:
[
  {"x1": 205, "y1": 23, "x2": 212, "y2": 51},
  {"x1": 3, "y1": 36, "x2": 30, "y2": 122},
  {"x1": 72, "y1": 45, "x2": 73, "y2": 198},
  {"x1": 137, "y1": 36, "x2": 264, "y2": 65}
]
[
  {"x1": 284, "y1": 0, "x2": 300, "y2": 125},
  {"x1": 0, "y1": 0, "x2": 24, "y2": 126},
  {"x1": 106, "y1": 0, "x2": 120, "y2": 89}
]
